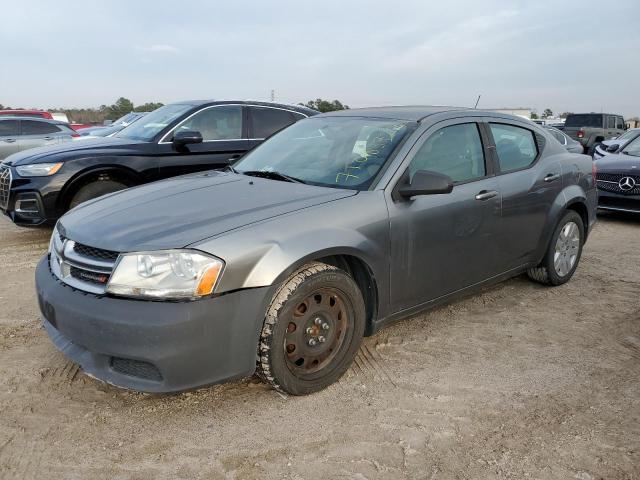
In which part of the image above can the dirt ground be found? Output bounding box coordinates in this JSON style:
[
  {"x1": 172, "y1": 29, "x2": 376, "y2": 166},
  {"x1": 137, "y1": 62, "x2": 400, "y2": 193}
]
[{"x1": 0, "y1": 213, "x2": 638, "y2": 480}]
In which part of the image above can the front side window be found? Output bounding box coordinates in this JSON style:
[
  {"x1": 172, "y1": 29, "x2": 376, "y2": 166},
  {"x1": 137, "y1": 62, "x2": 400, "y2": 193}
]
[
  {"x1": 250, "y1": 107, "x2": 295, "y2": 139},
  {"x1": 235, "y1": 117, "x2": 411, "y2": 190},
  {"x1": 0, "y1": 120, "x2": 19, "y2": 137},
  {"x1": 408, "y1": 123, "x2": 485, "y2": 183},
  {"x1": 174, "y1": 105, "x2": 242, "y2": 141},
  {"x1": 21, "y1": 120, "x2": 60, "y2": 135},
  {"x1": 116, "y1": 103, "x2": 193, "y2": 142},
  {"x1": 616, "y1": 117, "x2": 625, "y2": 130},
  {"x1": 607, "y1": 116, "x2": 616, "y2": 129},
  {"x1": 490, "y1": 123, "x2": 538, "y2": 172}
]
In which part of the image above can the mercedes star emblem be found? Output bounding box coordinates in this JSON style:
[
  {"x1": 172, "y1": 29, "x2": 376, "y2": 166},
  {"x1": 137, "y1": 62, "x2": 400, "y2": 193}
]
[{"x1": 618, "y1": 176, "x2": 636, "y2": 191}]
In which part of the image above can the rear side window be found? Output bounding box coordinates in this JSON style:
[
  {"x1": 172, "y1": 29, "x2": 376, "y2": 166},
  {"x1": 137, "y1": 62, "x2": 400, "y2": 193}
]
[
  {"x1": 250, "y1": 107, "x2": 295, "y2": 139},
  {"x1": 490, "y1": 124, "x2": 538, "y2": 172},
  {"x1": 408, "y1": 123, "x2": 486, "y2": 183},
  {"x1": 21, "y1": 120, "x2": 61, "y2": 135},
  {"x1": 549, "y1": 129, "x2": 566, "y2": 145},
  {"x1": 564, "y1": 114, "x2": 602, "y2": 128},
  {"x1": 174, "y1": 105, "x2": 242, "y2": 141},
  {"x1": 0, "y1": 120, "x2": 19, "y2": 136}
]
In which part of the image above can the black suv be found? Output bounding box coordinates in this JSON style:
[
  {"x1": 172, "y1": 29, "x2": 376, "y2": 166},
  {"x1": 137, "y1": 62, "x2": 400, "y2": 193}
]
[{"x1": 0, "y1": 100, "x2": 317, "y2": 226}]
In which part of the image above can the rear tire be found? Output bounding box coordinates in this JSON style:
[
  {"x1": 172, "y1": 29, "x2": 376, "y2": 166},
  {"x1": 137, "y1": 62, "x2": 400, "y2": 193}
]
[
  {"x1": 257, "y1": 262, "x2": 365, "y2": 395},
  {"x1": 527, "y1": 210, "x2": 584, "y2": 286},
  {"x1": 68, "y1": 180, "x2": 127, "y2": 210}
]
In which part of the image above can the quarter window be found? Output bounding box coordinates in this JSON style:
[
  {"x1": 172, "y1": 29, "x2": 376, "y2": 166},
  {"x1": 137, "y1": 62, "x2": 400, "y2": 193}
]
[
  {"x1": 490, "y1": 124, "x2": 538, "y2": 172},
  {"x1": 174, "y1": 105, "x2": 242, "y2": 141},
  {"x1": 408, "y1": 123, "x2": 486, "y2": 183},
  {"x1": 21, "y1": 120, "x2": 61, "y2": 135},
  {"x1": 250, "y1": 107, "x2": 295, "y2": 139},
  {"x1": 549, "y1": 129, "x2": 567, "y2": 145},
  {"x1": 0, "y1": 120, "x2": 19, "y2": 136}
]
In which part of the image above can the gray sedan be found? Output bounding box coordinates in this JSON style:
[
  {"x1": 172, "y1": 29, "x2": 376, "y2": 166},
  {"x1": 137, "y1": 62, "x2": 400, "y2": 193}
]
[
  {"x1": 36, "y1": 107, "x2": 597, "y2": 395},
  {"x1": 545, "y1": 126, "x2": 583, "y2": 153},
  {"x1": 0, "y1": 117, "x2": 77, "y2": 160}
]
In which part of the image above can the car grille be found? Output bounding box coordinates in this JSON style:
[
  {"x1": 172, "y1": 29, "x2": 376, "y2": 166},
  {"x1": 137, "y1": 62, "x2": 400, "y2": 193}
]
[
  {"x1": 50, "y1": 227, "x2": 119, "y2": 295},
  {"x1": 0, "y1": 165, "x2": 11, "y2": 209},
  {"x1": 596, "y1": 173, "x2": 640, "y2": 195},
  {"x1": 110, "y1": 357, "x2": 163, "y2": 381}
]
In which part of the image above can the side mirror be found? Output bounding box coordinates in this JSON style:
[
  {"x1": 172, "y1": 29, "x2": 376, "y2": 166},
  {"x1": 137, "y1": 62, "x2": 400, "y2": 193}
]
[
  {"x1": 606, "y1": 144, "x2": 620, "y2": 153},
  {"x1": 397, "y1": 170, "x2": 453, "y2": 199},
  {"x1": 173, "y1": 130, "x2": 203, "y2": 147}
]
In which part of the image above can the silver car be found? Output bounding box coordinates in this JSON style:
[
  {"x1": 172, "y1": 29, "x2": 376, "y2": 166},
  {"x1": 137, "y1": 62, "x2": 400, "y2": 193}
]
[{"x1": 0, "y1": 117, "x2": 77, "y2": 161}]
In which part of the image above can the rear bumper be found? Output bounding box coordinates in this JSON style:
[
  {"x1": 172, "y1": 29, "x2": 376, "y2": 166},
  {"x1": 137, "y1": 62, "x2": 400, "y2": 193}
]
[{"x1": 36, "y1": 256, "x2": 271, "y2": 392}]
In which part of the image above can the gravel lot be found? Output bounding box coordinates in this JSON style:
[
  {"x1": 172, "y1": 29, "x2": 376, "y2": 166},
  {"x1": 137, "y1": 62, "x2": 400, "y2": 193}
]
[{"x1": 0, "y1": 213, "x2": 638, "y2": 480}]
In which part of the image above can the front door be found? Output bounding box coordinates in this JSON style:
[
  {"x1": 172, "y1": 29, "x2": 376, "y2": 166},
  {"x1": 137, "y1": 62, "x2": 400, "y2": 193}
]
[
  {"x1": 0, "y1": 120, "x2": 21, "y2": 160},
  {"x1": 387, "y1": 120, "x2": 503, "y2": 312},
  {"x1": 19, "y1": 119, "x2": 61, "y2": 151},
  {"x1": 156, "y1": 105, "x2": 249, "y2": 179}
]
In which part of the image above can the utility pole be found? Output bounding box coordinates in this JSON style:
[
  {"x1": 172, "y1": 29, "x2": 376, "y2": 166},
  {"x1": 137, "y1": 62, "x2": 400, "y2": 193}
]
[{"x1": 270, "y1": 90, "x2": 275, "y2": 102}]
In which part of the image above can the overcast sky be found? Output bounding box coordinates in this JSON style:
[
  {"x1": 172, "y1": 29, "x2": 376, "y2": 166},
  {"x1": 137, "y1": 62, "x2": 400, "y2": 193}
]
[{"x1": 2, "y1": 1, "x2": 638, "y2": 116}]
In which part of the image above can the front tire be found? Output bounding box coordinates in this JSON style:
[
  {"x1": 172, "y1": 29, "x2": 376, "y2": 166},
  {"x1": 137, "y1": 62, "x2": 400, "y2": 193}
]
[
  {"x1": 257, "y1": 262, "x2": 365, "y2": 395},
  {"x1": 68, "y1": 180, "x2": 127, "y2": 210},
  {"x1": 527, "y1": 210, "x2": 584, "y2": 286}
]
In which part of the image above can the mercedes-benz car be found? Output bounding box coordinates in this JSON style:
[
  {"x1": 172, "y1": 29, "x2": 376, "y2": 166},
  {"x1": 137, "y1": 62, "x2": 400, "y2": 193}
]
[
  {"x1": 0, "y1": 100, "x2": 316, "y2": 226},
  {"x1": 593, "y1": 128, "x2": 640, "y2": 160},
  {"x1": 36, "y1": 107, "x2": 597, "y2": 395},
  {"x1": 595, "y1": 135, "x2": 640, "y2": 213}
]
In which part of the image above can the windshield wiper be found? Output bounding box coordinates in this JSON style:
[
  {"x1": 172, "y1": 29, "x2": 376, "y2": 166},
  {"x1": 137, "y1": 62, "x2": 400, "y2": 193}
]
[{"x1": 240, "y1": 170, "x2": 307, "y2": 184}]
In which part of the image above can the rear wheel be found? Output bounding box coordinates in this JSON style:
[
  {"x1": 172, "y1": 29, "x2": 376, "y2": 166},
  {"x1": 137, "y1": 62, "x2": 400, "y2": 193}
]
[
  {"x1": 257, "y1": 262, "x2": 365, "y2": 395},
  {"x1": 527, "y1": 210, "x2": 584, "y2": 286},
  {"x1": 69, "y1": 180, "x2": 127, "y2": 209}
]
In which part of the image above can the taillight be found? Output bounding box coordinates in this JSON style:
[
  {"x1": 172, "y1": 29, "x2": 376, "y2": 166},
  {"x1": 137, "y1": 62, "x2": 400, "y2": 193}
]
[
  {"x1": 577, "y1": 130, "x2": 584, "y2": 138},
  {"x1": 71, "y1": 133, "x2": 80, "y2": 138}
]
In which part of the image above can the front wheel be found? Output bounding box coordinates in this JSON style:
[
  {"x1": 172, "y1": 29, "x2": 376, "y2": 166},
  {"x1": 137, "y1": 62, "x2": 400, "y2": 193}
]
[
  {"x1": 68, "y1": 180, "x2": 128, "y2": 210},
  {"x1": 527, "y1": 210, "x2": 584, "y2": 286},
  {"x1": 257, "y1": 262, "x2": 365, "y2": 395}
]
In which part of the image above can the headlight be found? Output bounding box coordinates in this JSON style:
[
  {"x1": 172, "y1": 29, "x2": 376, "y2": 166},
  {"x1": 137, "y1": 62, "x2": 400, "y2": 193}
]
[
  {"x1": 106, "y1": 250, "x2": 224, "y2": 300},
  {"x1": 16, "y1": 163, "x2": 63, "y2": 177}
]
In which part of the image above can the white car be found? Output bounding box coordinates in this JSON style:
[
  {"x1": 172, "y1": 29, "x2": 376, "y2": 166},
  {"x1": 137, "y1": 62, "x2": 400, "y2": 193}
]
[{"x1": 593, "y1": 128, "x2": 640, "y2": 159}]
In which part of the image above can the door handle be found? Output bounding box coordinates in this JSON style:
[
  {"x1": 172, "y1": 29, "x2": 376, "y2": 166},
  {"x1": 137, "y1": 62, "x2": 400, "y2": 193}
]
[
  {"x1": 475, "y1": 190, "x2": 498, "y2": 201},
  {"x1": 544, "y1": 173, "x2": 560, "y2": 182},
  {"x1": 43, "y1": 136, "x2": 54, "y2": 141},
  {"x1": 3, "y1": 138, "x2": 16, "y2": 143}
]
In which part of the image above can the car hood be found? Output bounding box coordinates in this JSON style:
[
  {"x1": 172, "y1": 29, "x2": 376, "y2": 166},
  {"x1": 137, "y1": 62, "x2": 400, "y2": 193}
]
[
  {"x1": 2, "y1": 136, "x2": 145, "y2": 166},
  {"x1": 58, "y1": 171, "x2": 358, "y2": 251},
  {"x1": 595, "y1": 154, "x2": 640, "y2": 172}
]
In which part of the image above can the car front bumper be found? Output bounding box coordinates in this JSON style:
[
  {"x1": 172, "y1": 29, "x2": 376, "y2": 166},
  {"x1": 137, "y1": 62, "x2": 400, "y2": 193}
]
[
  {"x1": 36, "y1": 256, "x2": 271, "y2": 393},
  {"x1": 597, "y1": 190, "x2": 640, "y2": 213},
  {"x1": 0, "y1": 166, "x2": 61, "y2": 226}
]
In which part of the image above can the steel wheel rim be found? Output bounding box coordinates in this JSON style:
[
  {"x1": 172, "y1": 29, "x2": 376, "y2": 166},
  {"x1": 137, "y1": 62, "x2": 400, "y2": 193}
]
[
  {"x1": 283, "y1": 288, "x2": 349, "y2": 377},
  {"x1": 553, "y1": 221, "x2": 580, "y2": 277}
]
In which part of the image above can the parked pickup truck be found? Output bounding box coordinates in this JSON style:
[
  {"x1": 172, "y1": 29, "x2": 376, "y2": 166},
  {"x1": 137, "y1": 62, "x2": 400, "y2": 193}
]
[{"x1": 563, "y1": 113, "x2": 626, "y2": 154}]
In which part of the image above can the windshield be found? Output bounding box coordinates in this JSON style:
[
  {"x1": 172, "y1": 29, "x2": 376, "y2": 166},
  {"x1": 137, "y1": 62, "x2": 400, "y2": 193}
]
[
  {"x1": 565, "y1": 114, "x2": 602, "y2": 128},
  {"x1": 116, "y1": 104, "x2": 192, "y2": 141},
  {"x1": 622, "y1": 136, "x2": 640, "y2": 157},
  {"x1": 615, "y1": 129, "x2": 638, "y2": 142},
  {"x1": 235, "y1": 117, "x2": 412, "y2": 190}
]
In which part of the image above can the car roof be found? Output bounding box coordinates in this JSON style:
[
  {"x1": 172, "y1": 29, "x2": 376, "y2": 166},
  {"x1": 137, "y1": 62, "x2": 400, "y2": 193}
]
[
  {"x1": 0, "y1": 116, "x2": 68, "y2": 125},
  {"x1": 313, "y1": 106, "x2": 530, "y2": 122},
  {"x1": 171, "y1": 99, "x2": 318, "y2": 115}
]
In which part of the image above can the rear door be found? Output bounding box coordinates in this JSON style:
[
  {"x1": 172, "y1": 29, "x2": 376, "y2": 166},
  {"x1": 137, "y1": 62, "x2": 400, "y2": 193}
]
[
  {"x1": 156, "y1": 104, "x2": 249, "y2": 178},
  {"x1": 0, "y1": 120, "x2": 20, "y2": 160},
  {"x1": 247, "y1": 106, "x2": 302, "y2": 151},
  {"x1": 488, "y1": 122, "x2": 563, "y2": 269},
  {"x1": 19, "y1": 120, "x2": 63, "y2": 151},
  {"x1": 605, "y1": 115, "x2": 617, "y2": 139},
  {"x1": 387, "y1": 119, "x2": 503, "y2": 311}
]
